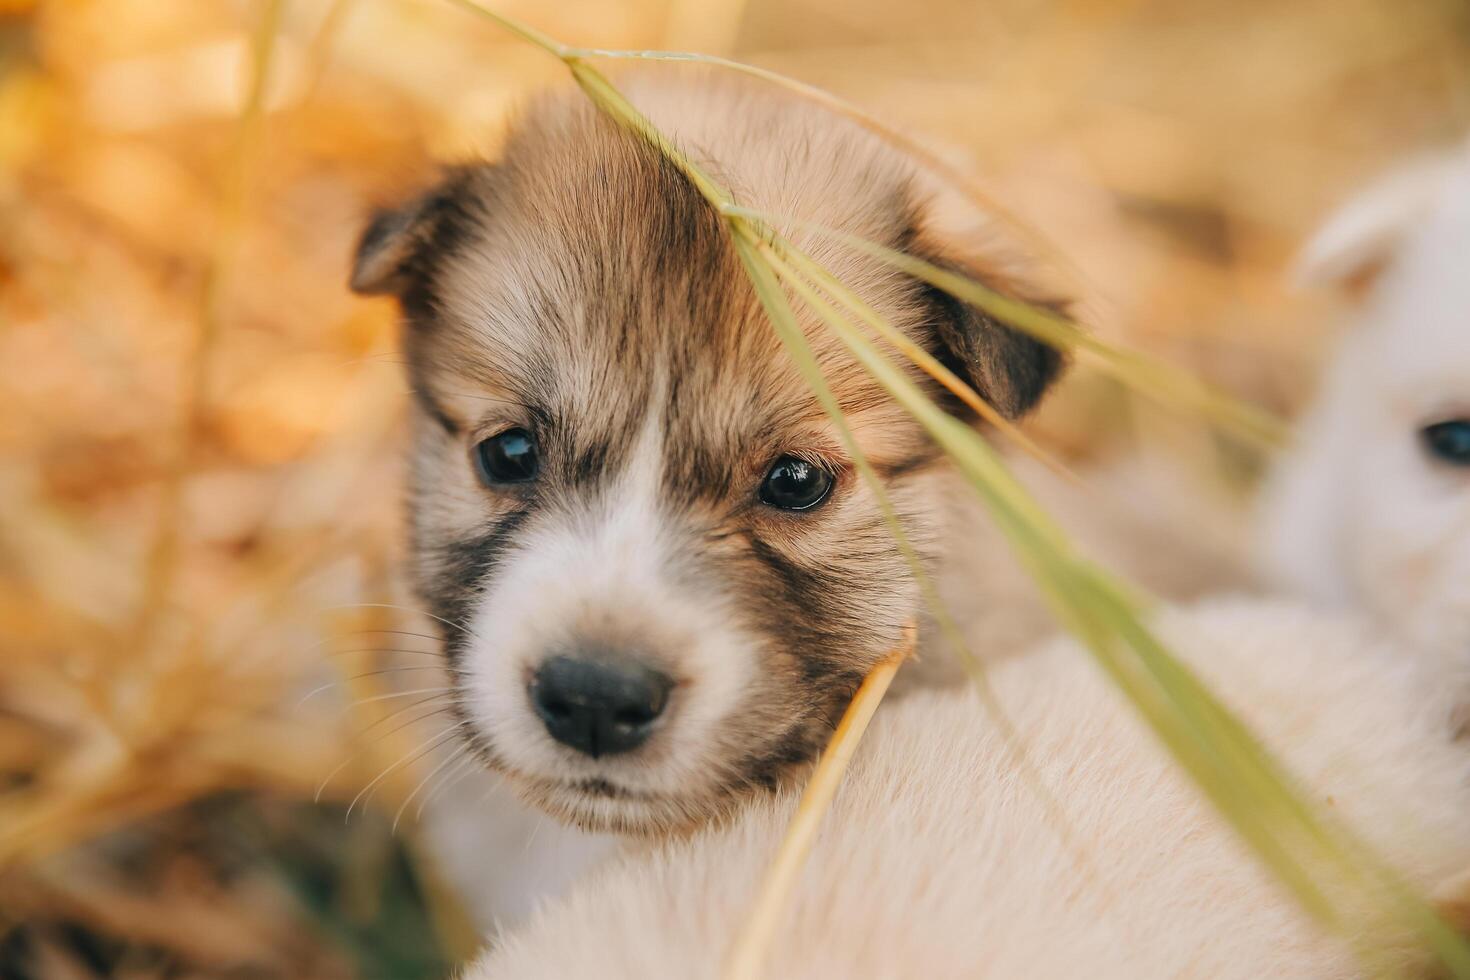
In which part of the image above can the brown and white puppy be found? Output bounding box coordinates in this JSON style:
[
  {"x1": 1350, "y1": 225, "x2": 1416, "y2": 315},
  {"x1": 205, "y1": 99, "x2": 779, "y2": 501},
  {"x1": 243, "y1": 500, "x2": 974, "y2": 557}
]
[{"x1": 349, "y1": 74, "x2": 1063, "y2": 835}]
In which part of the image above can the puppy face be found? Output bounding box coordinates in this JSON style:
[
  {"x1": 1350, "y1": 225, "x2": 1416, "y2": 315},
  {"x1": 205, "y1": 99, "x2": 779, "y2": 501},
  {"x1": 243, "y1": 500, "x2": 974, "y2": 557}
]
[
  {"x1": 350, "y1": 81, "x2": 1061, "y2": 833},
  {"x1": 1337, "y1": 166, "x2": 1470, "y2": 666},
  {"x1": 1261, "y1": 149, "x2": 1470, "y2": 668}
]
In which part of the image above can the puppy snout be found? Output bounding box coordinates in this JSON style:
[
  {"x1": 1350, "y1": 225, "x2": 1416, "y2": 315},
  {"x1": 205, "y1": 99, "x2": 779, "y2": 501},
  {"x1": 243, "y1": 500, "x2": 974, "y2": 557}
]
[{"x1": 530, "y1": 655, "x2": 674, "y2": 758}]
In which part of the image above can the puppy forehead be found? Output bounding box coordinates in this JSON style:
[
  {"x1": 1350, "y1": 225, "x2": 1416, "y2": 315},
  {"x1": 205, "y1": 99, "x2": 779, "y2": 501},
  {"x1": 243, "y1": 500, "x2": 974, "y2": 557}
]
[
  {"x1": 1356, "y1": 164, "x2": 1470, "y2": 413},
  {"x1": 428, "y1": 241, "x2": 823, "y2": 443},
  {"x1": 1357, "y1": 283, "x2": 1470, "y2": 420},
  {"x1": 423, "y1": 213, "x2": 922, "y2": 461}
]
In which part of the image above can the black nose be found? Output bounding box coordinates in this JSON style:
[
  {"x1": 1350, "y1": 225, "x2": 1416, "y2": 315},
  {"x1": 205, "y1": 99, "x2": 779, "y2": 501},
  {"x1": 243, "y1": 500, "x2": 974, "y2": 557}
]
[{"x1": 530, "y1": 656, "x2": 674, "y2": 758}]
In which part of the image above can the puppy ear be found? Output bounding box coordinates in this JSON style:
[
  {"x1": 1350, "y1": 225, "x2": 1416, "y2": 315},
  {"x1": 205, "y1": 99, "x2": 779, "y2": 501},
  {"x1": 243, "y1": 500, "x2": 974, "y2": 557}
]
[
  {"x1": 912, "y1": 240, "x2": 1066, "y2": 419},
  {"x1": 350, "y1": 200, "x2": 432, "y2": 295},
  {"x1": 1293, "y1": 154, "x2": 1458, "y2": 295},
  {"x1": 350, "y1": 168, "x2": 480, "y2": 298}
]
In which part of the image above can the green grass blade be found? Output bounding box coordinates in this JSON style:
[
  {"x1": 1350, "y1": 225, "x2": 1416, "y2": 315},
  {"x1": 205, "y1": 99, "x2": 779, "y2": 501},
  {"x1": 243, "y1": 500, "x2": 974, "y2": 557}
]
[
  {"x1": 755, "y1": 229, "x2": 1354, "y2": 926},
  {"x1": 728, "y1": 204, "x2": 1288, "y2": 448},
  {"x1": 756, "y1": 231, "x2": 1468, "y2": 970},
  {"x1": 731, "y1": 225, "x2": 1124, "y2": 912}
]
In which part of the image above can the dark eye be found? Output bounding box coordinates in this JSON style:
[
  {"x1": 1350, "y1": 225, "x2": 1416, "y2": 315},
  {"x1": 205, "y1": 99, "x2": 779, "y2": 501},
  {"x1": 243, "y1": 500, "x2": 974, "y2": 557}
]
[
  {"x1": 759, "y1": 455, "x2": 835, "y2": 511},
  {"x1": 474, "y1": 428, "x2": 539, "y2": 485},
  {"x1": 1422, "y1": 419, "x2": 1470, "y2": 466}
]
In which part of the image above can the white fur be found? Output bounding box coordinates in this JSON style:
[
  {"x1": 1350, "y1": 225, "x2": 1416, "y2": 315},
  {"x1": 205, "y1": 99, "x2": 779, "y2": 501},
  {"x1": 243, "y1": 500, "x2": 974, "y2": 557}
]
[
  {"x1": 466, "y1": 599, "x2": 1470, "y2": 979},
  {"x1": 1257, "y1": 139, "x2": 1470, "y2": 667},
  {"x1": 422, "y1": 770, "x2": 617, "y2": 933}
]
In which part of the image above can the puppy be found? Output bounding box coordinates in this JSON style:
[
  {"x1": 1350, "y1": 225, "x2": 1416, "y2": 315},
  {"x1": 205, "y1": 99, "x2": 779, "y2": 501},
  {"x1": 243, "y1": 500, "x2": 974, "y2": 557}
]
[
  {"x1": 1258, "y1": 138, "x2": 1470, "y2": 934},
  {"x1": 464, "y1": 599, "x2": 1470, "y2": 979},
  {"x1": 350, "y1": 73, "x2": 1064, "y2": 836},
  {"x1": 1257, "y1": 139, "x2": 1470, "y2": 670}
]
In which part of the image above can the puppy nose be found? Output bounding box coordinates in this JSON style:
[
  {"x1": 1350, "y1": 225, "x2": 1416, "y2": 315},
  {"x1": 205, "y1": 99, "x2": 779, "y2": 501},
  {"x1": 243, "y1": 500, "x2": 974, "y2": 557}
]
[{"x1": 530, "y1": 655, "x2": 674, "y2": 758}]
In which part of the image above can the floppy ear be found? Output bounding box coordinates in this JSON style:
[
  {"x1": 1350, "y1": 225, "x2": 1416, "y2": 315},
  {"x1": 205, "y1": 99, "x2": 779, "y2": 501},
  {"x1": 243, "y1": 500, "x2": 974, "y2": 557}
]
[
  {"x1": 1293, "y1": 154, "x2": 1457, "y2": 295},
  {"x1": 350, "y1": 199, "x2": 433, "y2": 295},
  {"x1": 910, "y1": 241, "x2": 1067, "y2": 419},
  {"x1": 350, "y1": 168, "x2": 480, "y2": 298}
]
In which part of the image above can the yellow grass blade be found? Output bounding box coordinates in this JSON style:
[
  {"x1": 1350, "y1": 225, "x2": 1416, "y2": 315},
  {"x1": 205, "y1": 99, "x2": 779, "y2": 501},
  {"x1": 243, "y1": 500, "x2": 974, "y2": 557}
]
[
  {"x1": 722, "y1": 623, "x2": 913, "y2": 980},
  {"x1": 130, "y1": 0, "x2": 286, "y2": 659},
  {"x1": 442, "y1": 0, "x2": 571, "y2": 56},
  {"x1": 551, "y1": 45, "x2": 1099, "y2": 300}
]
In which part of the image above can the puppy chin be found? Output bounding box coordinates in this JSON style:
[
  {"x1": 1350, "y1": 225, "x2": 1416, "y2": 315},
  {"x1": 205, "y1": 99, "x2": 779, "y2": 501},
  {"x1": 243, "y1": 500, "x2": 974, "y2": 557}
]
[{"x1": 507, "y1": 772, "x2": 737, "y2": 837}]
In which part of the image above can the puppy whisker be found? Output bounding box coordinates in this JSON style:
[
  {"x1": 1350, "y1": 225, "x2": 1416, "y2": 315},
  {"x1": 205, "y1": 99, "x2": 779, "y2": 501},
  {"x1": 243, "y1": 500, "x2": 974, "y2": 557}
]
[
  {"x1": 416, "y1": 751, "x2": 484, "y2": 823},
  {"x1": 322, "y1": 602, "x2": 472, "y2": 637},
  {"x1": 394, "y1": 740, "x2": 475, "y2": 834},
  {"x1": 345, "y1": 723, "x2": 468, "y2": 824},
  {"x1": 314, "y1": 701, "x2": 458, "y2": 802},
  {"x1": 307, "y1": 685, "x2": 454, "y2": 711}
]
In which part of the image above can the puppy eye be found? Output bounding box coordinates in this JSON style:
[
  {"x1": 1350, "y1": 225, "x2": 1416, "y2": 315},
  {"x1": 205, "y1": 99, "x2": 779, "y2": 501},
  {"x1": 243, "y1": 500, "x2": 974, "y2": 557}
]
[
  {"x1": 1421, "y1": 419, "x2": 1470, "y2": 467},
  {"x1": 759, "y1": 455, "x2": 834, "y2": 511},
  {"x1": 474, "y1": 428, "x2": 539, "y2": 485}
]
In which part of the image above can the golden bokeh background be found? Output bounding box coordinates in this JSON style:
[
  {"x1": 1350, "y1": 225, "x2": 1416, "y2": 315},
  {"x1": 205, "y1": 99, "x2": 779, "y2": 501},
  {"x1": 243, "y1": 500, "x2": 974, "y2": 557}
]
[{"x1": 2, "y1": 0, "x2": 1467, "y2": 975}]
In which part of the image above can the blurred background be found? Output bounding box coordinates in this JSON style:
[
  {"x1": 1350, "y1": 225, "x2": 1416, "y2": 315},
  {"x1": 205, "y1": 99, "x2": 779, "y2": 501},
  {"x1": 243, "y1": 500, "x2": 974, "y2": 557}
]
[{"x1": 1, "y1": 0, "x2": 1467, "y2": 976}]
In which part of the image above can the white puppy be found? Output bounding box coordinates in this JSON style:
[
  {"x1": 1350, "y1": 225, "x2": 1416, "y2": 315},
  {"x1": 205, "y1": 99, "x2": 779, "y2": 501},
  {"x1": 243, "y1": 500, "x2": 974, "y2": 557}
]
[{"x1": 1257, "y1": 142, "x2": 1470, "y2": 668}]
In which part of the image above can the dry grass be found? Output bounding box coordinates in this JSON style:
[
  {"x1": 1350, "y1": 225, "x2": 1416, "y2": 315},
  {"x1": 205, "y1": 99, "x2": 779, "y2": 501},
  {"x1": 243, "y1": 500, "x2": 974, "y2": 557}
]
[{"x1": 2, "y1": 0, "x2": 1468, "y2": 976}]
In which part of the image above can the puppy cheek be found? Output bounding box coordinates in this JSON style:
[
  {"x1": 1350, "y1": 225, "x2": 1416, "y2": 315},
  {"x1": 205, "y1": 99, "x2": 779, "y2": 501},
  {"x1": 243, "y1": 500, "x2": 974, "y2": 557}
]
[
  {"x1": 1354, "y1": 499, "x2": 1470, "y2": 664},
  {"x1": 455, "y1": 602, "x2": 541, "y2": 775},
  {"x1": 1410, "y1": 543, "x2": 1470, "y2": 666}
]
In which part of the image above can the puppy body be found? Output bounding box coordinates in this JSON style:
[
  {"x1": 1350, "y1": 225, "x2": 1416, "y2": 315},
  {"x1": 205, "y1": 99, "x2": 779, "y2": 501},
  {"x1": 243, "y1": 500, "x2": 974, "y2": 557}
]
[
  {"x1": 467, "y1": 598, "x2": 1470, "y2": 979},
  {"x1": 911, "y1": 453, "x2": 1247, "y2": 688}
]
